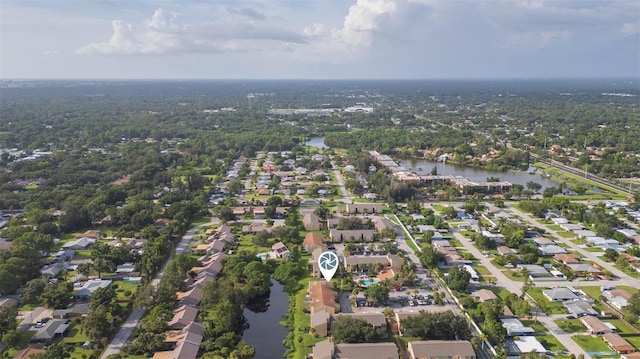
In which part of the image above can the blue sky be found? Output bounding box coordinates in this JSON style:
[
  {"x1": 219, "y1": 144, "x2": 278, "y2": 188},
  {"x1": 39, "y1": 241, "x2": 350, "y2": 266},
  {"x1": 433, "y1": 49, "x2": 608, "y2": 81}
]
[{"x1": 1, "y1": 0, "x2": 639, "y2": 79}]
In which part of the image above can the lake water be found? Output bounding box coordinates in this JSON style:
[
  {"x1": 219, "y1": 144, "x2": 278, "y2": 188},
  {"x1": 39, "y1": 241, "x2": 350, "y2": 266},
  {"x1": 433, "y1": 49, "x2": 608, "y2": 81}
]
[
  {"x1": 399, "y1": 158, "x2": 561, "y2": 189},
  {"x1": 242, "y1": 279, "x2": 289, "y2": 359},
  {"x1": 304, "y1": 136, "x2": 328, "y2": 149}
]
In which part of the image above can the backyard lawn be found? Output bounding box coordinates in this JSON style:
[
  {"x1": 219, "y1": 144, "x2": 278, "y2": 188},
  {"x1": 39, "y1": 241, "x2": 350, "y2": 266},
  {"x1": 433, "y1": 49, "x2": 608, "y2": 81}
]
[
  {"x1": 572, "y1": 334, "x2": 618, "y2": 355},
  {"x1": 554, "y1": 318, "x2": 584, "y2": 333}
]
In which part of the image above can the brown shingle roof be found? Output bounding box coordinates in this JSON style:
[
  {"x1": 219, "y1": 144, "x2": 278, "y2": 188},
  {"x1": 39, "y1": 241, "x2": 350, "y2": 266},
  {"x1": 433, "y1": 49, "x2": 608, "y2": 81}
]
[
  {"x1": 304, "y1": 232, "x2": 324, "y2": 247},
  {"x1": 310, "y1": 281, "x2": 337, "y2": 314},
  {"x1": 334, "y1": 342, "x2": 398, "y2": 359},
  {"x1": 408, "y1": 340, "x2": 475, "y2": 358},
  {"x1": 603, "y1": 333, "x2": 635, "y2": 353}
]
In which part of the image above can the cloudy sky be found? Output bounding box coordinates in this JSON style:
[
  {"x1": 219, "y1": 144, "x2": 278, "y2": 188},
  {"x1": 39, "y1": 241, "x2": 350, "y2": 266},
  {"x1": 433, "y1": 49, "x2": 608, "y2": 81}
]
[{"x1": 1, "y1": 0, "x2": 639, "y2": 79}]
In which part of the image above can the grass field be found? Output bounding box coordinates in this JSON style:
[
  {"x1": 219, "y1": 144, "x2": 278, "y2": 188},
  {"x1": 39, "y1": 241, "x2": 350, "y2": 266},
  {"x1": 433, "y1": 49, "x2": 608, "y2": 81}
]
[
  {"x1": 537, "y1": 334, "x2": 568, "y2": 352},
  {"x1": 554, "y1": 318, "x2": 584, "y2": 333},
  {"x1": 572, "y1": 334, "x2": 618, "y2": 356}
]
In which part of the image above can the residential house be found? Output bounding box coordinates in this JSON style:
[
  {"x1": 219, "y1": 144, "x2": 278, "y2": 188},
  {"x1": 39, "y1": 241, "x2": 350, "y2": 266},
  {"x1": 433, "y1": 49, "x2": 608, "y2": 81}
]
[
  {"x1": 537, "y1": 245, "x2": 567, "y2": 256},
  {"x1": 373, "y1": 217, "x2": 397, "y2": 235},
  {"x1": 75, "y1": 230, "x2": 101, "y2": 239},
  {"x1": 309, "y1": 281, "x2": 339, "y2": 316},
  {"x1": 303, "y1": 232, "x2": 324, "y2": 252},
  {"x1": 621, "y1": 353, "x2": 640, "y2": 359},
  {"x1": 574, "y1": 230, "x2": 597, "y2": 239},
  {"x1": 542, "y1": 288, "x2": 579, "y2": 302},
  {"x1": 343, "y1": 254, "x2": 401, "y2": 273},
  {"x1": 568, "y1": 263, "x2": 602, "y2": 276},
  {"x1": 560, "y1": 223, "x2": 584, "y2": 231},
  {"x1": 31, "y1": 319, "x2": 70, "y2": 343},
  {"x1": 0, "y1": 298, "x2": 18, "y2": 309},
  {"x1": 75, "y1": 279, "x2": 112, "y2": 299},
  {"x1": 472, "y1": 289, "x2": 497, "y2": 303},
  {"x1": 407, "y1": 340, "x2": 475, "y2": 359},
  {"x1": 431, "y1": 240, "x2": 451, "y2": 249},
  {"x1": 303, "y1": 213, "x2": 322, "y2": 231},
  {"x1": 154, "y1": 218, "x2": 171, "y2": 229},
  {"x1": 603, "y1": 333, "x2": 636, "y2": 354},
  {"x1": 554, "y1": 253, "x2": 580, "y2": 265},
  {"x1": 603, "y1": 289, "x2": 633, "y2": 310},
  {"x1": 329, "y1": 229, "x2": 375, "y2": 242},
  {"x1": 500, "y1": 318, "x2": 535, "y2": 336},
  {"x1": 533, "y1": 237, "x2": 554, "y2": 246},
  {"x1": 519, "y1": 264, "x2": 552, "y2": 278},
  {"x1": 40, "y1": 263, "x2": 67, "y2": 278},
  {"x1": 564, "y1": 301, "x2": 599, "y2": 317},
  {"x1": 51, "y1": 303, "x2": 90, "y2": 319},
  {"x1": 313, "y1": 340, "x2": 399, "y2": 359},
  {"x1": 272, "y1": 242, "x2": 290, "y2": 259},
  {"x1": 311, "y1": 248, "x2": 326, "y2": 278},
  {"x1": 345, "y1": 203, "x2": 383, "y2": 214},
  {"x1": 116, "y1": 262, "x2": 137, "y2": 275},
  {"x1": 497, "y1": 246, "x2": 516, "y2": 256},
  {"x1": 62, "y1": 237, "x2": 95, "y2": 250},
  {"x1": 336, "y1": 313, "x2": 387, "y2": 330},
  {"x1": 177, "y1": 284, "x2": 203, "y2": 307},
  {"x1": 153, "y1": 322, "x2": 204, "y2": 359},
  {"x1": 168, "y1": 305, "x2": 199, "y2": 330},
  {"x1": 53, "y1": 249, "x2": 75, "y2": 262},
  {"x1": 581, "y1": 315, "x2": 613, "y2": 335},
  {"x1": 310, "y1": 311, "x2": 331, "y2": 337}
]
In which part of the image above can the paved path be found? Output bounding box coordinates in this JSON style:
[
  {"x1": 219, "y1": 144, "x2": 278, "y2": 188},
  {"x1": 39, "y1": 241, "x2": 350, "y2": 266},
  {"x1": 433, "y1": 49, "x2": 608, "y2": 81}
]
[
  {"x1": 99, "y1": 308, "x2": 145, "y2": 358},
  {"x1": 536, "y1": 313, "x2": 591, "y2": 358},
  {"x1": 100, "y1": 218, "x2": 219, "y2": 359},
  {"x1": 331, "y1": 160, "x2": 352, "y2": 204}
]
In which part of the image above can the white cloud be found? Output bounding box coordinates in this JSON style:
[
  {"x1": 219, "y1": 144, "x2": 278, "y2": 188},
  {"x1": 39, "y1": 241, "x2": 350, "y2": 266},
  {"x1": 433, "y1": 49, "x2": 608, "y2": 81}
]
[
  {"x1": 620, "y1": 22, "x2": 639, "y2": 35},
  {"x1": 77, "y1": 7, "x2": 306, "y2": 55}
]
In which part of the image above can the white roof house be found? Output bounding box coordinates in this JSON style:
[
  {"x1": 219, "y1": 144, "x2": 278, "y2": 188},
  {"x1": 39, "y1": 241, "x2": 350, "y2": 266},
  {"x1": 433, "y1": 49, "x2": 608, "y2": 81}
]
[
  {"x1": 543, "y1": 288, "x2": 579, "y2": 302},
  {"x1": 75, "y1": 279, "x2": 112, "y2": 299}
]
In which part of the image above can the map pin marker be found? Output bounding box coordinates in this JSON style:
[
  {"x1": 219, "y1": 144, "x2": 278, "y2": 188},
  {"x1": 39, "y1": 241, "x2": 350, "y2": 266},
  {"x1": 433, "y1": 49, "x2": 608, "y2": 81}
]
[{"x1": 318, "y1": 251, "x2": 339, "y2": 282}]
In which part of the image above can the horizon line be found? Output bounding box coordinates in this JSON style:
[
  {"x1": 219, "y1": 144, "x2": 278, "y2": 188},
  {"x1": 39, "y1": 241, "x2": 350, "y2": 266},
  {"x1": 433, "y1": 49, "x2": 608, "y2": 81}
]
[{"x1": 1, "y1": 76, "x2": 638, "y2": 82}]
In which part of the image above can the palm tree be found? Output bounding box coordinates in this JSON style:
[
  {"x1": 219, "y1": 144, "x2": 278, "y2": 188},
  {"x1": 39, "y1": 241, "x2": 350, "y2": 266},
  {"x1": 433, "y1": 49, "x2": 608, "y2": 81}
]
[
  {"x1": 478, "y1": 333, "x2": 488, "y2": 349},
  {"x1": 382, "y1": 306, "x2": 395, "y2": 318}
]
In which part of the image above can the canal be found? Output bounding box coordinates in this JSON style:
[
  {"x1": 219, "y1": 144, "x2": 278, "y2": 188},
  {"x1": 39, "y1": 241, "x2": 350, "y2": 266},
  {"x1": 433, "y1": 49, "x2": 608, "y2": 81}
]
[{"x1": 242, "y1": 279, "x2": 289, "y2": 359}]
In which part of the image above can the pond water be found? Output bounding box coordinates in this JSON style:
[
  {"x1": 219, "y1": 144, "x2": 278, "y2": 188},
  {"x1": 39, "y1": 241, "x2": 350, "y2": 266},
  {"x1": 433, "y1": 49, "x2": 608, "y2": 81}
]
[
  {"x1": 304, "y1": 136, "x2": 328, "y2": 149},
  {"x1": 242, "y1": 279, "x2": 289, "y2": 359},
  {"x1": 399, "y1": 158, "x2": 561, "y2": 189}
]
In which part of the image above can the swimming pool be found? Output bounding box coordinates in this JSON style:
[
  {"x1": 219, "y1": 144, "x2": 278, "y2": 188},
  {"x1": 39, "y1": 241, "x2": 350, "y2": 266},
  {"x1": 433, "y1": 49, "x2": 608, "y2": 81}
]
[{"x1": 361, "y1": 279, "x2": 378, "y2": 286}]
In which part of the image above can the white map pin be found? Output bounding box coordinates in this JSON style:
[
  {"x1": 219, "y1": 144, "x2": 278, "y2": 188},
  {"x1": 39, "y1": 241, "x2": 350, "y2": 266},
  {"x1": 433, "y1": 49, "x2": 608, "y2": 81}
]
[{"x1": 318, "y1": 251, "x2": 339, "y2": 282}]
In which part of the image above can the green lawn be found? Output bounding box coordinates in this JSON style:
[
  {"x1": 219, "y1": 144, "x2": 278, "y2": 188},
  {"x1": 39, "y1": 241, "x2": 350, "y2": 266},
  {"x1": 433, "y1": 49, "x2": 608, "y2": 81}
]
[
  {"x1": 556, "y1": 231, "x2": 576, "y2": 238},
  {"x1": 502, "y1": 269, "x2": 527, "y2": 282},
  {"x1": 520, "y1": 319, "x2": 546, "y2": 332},
  {"x1": 473, "y1": 266, "x2": 492, "y2": 276},
  {"x1": 290, "y1": 277, "x2": 325, "y2": 359},
  {"x1": 537, "y1": 334, "x2": 568, "y2": 352},
  {"x1": 63, "y1": 327, "x2": 89, "y2": 343},
  {"x1": 554, "y1": 318, "x2": 584, "y2": 333},
  {"x1": 572, "y1": 334, "x2": 617, "y2": 354}
]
